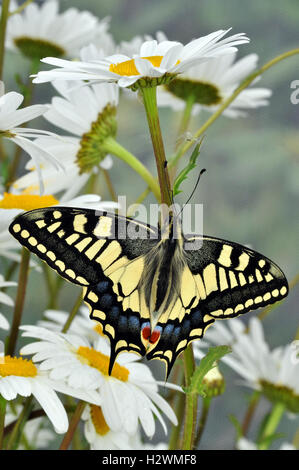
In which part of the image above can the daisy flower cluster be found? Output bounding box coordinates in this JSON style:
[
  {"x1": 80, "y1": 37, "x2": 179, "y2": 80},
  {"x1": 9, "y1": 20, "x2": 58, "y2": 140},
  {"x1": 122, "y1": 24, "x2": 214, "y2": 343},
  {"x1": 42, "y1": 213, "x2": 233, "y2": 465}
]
[{"x1": 0, "y1": 0, "x2": 295, "y2": 452}]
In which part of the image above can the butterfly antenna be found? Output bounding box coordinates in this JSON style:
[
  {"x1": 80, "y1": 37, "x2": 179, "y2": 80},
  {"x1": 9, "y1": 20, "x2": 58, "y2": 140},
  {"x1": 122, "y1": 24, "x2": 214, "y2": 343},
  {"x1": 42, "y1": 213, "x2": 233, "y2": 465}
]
[{"x1": 178, "y1": 168, "x2": 207, "y2": 219}]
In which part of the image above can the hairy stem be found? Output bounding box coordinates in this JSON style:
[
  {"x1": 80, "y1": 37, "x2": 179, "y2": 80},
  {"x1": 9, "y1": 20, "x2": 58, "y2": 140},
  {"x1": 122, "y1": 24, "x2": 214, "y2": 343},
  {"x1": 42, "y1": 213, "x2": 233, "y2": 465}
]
[
  {"x1": 140, "y1": 86, "x2": 172, "y2": 210},
  {"x1": 181, "y1": 345, "x2": 197, "y2": 450},
  {"x1": 194, "y1": 397, "x2": 211, "y2": 448}
]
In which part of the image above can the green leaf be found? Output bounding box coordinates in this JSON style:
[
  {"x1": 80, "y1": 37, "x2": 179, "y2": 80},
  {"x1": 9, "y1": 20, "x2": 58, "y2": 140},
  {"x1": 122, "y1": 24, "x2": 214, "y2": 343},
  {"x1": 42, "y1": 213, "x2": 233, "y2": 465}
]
[
  {"x1": 173, "y1": 138, "x2": 203, "y2": 196},
  {"x1": 229, "y1": 414, "x2": 243, "y2": 440},
  {"x1": 184, "y1": 345, "x2": 231, "y2": 397}
]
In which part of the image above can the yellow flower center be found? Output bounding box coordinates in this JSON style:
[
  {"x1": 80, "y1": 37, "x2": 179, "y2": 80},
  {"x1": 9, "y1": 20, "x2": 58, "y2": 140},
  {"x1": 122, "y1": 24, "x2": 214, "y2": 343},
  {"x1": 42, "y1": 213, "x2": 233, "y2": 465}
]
[
  {"x1": 77, "y1": 346, "x2": 129, "y2": 382},
  {"x1": 0, "y1": 193, "x2": 58, "y2": 211},
  {"x1": 90, "y1": 405, "x2": 110, "y2": 436},
  {"x1": 0, "y1": 356, "x2": 37, "y2": 377},
  {"x1": 109, "y1": 56, "x2": 180, "y2": 76}
]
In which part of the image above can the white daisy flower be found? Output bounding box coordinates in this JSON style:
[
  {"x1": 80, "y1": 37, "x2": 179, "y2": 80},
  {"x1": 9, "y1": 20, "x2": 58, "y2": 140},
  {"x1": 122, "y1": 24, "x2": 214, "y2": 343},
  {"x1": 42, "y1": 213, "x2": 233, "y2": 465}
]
[
  {"x1": 0, "y1": 81, "x2": 63, "y2": 192},
  {"x1": 0, "y1": 274, "x2": 17, "y2": 330},
  {"x1": 6, "y1": 0, "x2": 108, "y2": 60},
  {"x1": 82, "y1": 404, "x2": 168, "y2": 450},
  {"x1": 157, "y1": 52, "x2": 272, "y2": 117},
  {"x1": 12, "y1": 136, "x2": 91, "y2": 200},
  {"x1": 5, "y1": 404, "x2": 56, "y2": 449},
  {"x1": 20, "y1": 325, "x2": 179, "y2": 438},
  {"x1": 82, "y1": 404, "x2": 135, "y2": 450},
  {"x1": 33, "y1": 29, "x2": 249, "y2": 89},
  {"x1": 0, "y1": 354, "x2": 69, "y2": 433},
  {"x1": 13, "y1": 76, "x2": 118, "y2": 188},
  {"x1": 195, "y1": 317, "x2": 299, "y2": 414},
  {"x1": 38, "y1": 305, "x2": 109, "y2": 345},
  {"x1": 193, "y1": 317, "x2": 246, "y2": 360}
]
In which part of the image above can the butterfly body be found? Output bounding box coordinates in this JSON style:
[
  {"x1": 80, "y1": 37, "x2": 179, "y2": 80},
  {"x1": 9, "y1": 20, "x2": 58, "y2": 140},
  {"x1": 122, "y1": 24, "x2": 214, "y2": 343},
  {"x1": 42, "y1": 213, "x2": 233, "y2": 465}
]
[{"x1": 9, "y1": 207, "x2": 288, "y2": 377}]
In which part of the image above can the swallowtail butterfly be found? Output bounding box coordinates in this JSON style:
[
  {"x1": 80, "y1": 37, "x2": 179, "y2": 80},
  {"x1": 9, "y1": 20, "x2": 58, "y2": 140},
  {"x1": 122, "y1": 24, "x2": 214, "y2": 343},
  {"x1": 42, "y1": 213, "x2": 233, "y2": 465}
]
[{"x1": 9, "y1": 207, "x2": 288, "y2": 377}]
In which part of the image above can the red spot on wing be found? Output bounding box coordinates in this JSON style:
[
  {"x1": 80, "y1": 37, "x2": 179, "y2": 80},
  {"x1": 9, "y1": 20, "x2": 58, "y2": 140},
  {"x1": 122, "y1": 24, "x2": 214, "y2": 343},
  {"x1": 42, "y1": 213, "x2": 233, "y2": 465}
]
[
  {"x1": 141, "y1": 325, "x2": 161, "y2": 344},
  {"x1": 142, "y1": 325, "x2": 151, "y2": 341},
  {"x1": 149, "y1": 329, "x2": 161, "y2": 344}
]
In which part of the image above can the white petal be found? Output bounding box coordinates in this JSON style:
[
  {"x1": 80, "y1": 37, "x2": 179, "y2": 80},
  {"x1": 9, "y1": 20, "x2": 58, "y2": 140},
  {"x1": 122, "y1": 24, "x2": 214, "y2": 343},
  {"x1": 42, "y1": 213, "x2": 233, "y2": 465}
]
[
  {"x1": 31, "y1": 378, "x2": 69, "y2": 434},
  {"x1": 0, "y1": 105, "x2": 47, "y2": 129}
]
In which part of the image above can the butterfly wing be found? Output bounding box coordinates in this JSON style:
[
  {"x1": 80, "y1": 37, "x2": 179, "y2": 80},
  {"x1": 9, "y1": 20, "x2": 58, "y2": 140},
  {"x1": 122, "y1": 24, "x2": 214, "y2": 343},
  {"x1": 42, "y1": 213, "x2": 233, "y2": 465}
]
[
  {"x1": 146, "y1": 234, "x2": 288, "y2": 377},
  {"x1": 9, "y1": 207, "x2": 159, "y2": 372}
]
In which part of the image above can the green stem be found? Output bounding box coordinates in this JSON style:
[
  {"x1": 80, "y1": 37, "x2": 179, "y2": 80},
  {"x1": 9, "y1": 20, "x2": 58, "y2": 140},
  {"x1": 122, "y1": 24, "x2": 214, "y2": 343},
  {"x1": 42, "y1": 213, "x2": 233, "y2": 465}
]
[
  {"x1": 168, "y1": 388, "x2": 185, "y2": 450},
  {"x1": 0, "y1": 0, "x2": 10, "y2": 81},
  {"x1": 181, "y1": 345, "x2": 197, "y2": 450},
  {"x1": 177, "y1": 94, "x2": 195, "y2": 143},
  {"x1": 241, "y1": 391, "x2": 261, "y2": 437},
  {"x1": 258, "y1": 402, "x2": 285, "y2": 450},
  {"x1": 0, "y1": 396, "x2": 7, "y2": 450},
  {"x1": 62, "y1": 292, "x2": 83, "y2": 334},
  {"x1": 9, "y1": 0, "x2": 33, "y2": 16},
  {"x1": 102, "y1": 169, "x2": 117, "y2": 202},
  {"x1": 3, "y1": 405, "x2": 77, "y2": 438},
  {"x1": 292, "y1": 428, "x2": 299, "y2": 449},
  {"x1": 42, "y1": 263, "x2": 58, "y2": 309},
  {"x1": 194, "y1": 397, "x2": 211, "y2": 448},
  {"x1": 6, "y1": 396, "x2": 34, "y2": 450},
  {"x1": 169, "y1": 47, "x2": 299, "y2": 167},
  {"x1": 169, "y1": 95, "x2": 196, "y2": 184},
  {"x1": 59, "y1": 400, "x2": 86, "y2": 450},
  {"x1": 140, "y1": 86, "x2": 172, "y2": 209},
  {"x1": 6, "y1": 247, "x2": 30, "y2": 356},
  {"x1": 102, "y1": 136, "x2": 161, "y2": 202}
]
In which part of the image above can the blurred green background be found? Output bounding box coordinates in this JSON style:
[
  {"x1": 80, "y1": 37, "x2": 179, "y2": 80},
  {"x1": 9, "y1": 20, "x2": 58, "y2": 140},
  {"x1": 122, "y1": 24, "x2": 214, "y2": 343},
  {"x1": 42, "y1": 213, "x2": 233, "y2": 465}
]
[{"x1": 1, "y1": 0, "x2": 299, "y2": 450}]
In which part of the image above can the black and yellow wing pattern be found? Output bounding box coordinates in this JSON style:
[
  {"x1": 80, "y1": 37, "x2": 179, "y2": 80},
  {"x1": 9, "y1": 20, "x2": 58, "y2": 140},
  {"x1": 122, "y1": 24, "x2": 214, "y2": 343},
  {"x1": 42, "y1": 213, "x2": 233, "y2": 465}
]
[
  {"x1": 9, "y1": 207, "x2": 288, "y2": 377},
  {"x1": 145, "y1": 234, "x2": 288, "y2": 374}
]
